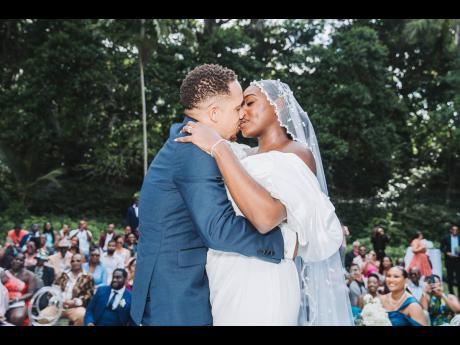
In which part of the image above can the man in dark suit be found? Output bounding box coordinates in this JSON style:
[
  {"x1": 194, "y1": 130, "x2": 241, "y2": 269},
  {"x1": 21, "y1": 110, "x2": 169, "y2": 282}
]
[
  {"x1": 84, "y1": 268, "x2": 132, "y2": 326},
  {"x1": 27, "y1": 249, "x2": 55, "y2": 287},
  {"x1": 131, "y1": 64, "x2": 295, "y2": 326},
  {"x1": 441, "y1": 224, "x2": 460, "y2": 295},
  {"x1": 126, "y1": 195, "x2": 139, "y2": 238}
]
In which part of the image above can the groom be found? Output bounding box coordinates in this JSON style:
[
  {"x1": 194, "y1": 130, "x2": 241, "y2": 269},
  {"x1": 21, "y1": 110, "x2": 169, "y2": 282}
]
[{"x1": 131, "y1": 64, "x2": 297, "y2": 326}]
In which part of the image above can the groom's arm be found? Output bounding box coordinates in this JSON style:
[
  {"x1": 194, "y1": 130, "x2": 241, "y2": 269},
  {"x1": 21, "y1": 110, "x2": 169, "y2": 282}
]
[{"x1": 174, "y1": 143, "x2": 293, "y2": 263}]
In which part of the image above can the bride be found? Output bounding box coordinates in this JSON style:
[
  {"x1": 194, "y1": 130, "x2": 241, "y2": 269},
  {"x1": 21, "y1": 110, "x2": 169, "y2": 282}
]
[{"x1": 176, "y1": 79, "x2": 353, "y2": 326}]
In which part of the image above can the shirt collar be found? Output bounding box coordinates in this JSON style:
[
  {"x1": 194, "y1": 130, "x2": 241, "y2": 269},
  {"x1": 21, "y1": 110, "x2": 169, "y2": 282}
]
[{"x1": 112, "y1": 286, "x2": 125, "y2": 296}]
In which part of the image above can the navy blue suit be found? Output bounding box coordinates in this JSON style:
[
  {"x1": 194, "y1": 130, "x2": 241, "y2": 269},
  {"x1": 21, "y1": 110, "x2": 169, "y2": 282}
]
[
  {"x1": 126, "y1": 206, "x2": 139, "y2": 235},
  {"x1": 84, "y1": 285, "x2": 132, "y2": 326},
  {"x1": 130, "y1": 115, "x2": 285, "y2": 326}
]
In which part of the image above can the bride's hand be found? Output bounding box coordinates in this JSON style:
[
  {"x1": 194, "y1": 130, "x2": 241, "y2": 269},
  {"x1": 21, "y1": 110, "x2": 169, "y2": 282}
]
[{"x1": 175, "y1": 121, "x2": 224, "y2": 155}]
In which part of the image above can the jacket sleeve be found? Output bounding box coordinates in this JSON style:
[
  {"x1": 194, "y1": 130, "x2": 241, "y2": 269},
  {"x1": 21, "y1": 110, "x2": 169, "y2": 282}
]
[
  {"x1": 174, "y1": 143, "x2": 284, "y2": 263},
  {"x1": 83, "y1": 289, "x2": 99, "y2": 325}
]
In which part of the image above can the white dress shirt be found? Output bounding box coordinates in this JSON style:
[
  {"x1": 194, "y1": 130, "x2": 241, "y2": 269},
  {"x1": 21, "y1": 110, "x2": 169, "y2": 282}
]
[
  {"x1": 101, "y1": 253, "x2": 124, "y2": 285},
  {"x1": 107, "y1": 286, "x2": 126, "y2": 310}
]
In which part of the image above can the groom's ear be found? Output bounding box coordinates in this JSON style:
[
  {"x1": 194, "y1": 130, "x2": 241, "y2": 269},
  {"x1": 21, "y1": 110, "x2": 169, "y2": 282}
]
[{"x1": 208, "y1": 105, "x2": 219, "y2": 123}]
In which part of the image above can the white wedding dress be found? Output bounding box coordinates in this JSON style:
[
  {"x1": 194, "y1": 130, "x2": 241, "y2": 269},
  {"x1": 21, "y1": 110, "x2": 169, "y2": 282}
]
[{"x1": 206, "y1": 143, "x2": 346, "y2": 326}]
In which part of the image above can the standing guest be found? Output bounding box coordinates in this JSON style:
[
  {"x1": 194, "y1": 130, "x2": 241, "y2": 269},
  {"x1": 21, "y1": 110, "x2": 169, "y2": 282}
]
[
  {"x1": 407, "y1": 267, "x2": 425, "y2": 301},
  {"x1": 441, "y1": 224, "x2": 460, "y2": 295},
  {"x1": 69, "y1": 220, "x2": 93, "y2": 262},
  {"x1": 42, "y1": 253, "x2": 94, "y2": 326},
  {"x1": 126, "y1": 258, "x2": 136, "y2": 291},
  {"x1": 379, "y1": 266, "x2": 427, "y2": 326},
  {"x1": 57, "y1": 224, "x2": 71, "y2": 244},
  {"x1": 371, "y1": 225, "x2": 390, "y2": 262},
  {"x1": 0, "y1": 253, "x2": 39, "y2": 326},
  {"x1": 345, "y1": 242, "x2": 360, "y2": 272},
  {"x1": 48, "y1": 239, "x2": 73, "y2": 277},
  {"x1": 69, "y1": 236, "x2": 86, "y2": 262},
  {"x1": 126, "y1": 194, "x2": 139, "y2": 239},
  {"x1": 352, "y1": 245, "x2": 367, "y2": 271},
  {"x1": 357, "y1": 273, "x2": 380, "y2": 309},
  {"x1": 348, "y1": 263, "x2": 368, "y2": 308},
  {"x1": 362, "y1": 250, "x2": 380, "y2": 278},
  {"x1": 7, "y1": 224, "x2": 28, "y2": 250},
  {"x1": 43, "y1": 222, "x2": 57, "y2": 255},
  {"x1": 124, "y1": 233, "x2": 138, "y2": 258},
  {"x1": 24, "y1": 241, "x2": 38, "y2": 268},
  {"x1": 420, "y1": 274, "x2": 460, "y2": 326},
  {"x1": 408, "y1": 231, "x2": 432, "y2": 278},
  {"x1": 84, "y1": 268, "x2": 132, "y2": 326},
  {"x1": 27, "y1": 249, "x2": 55, "y2": 287},
  {"x1": 100, "y1": 240, "x2": 124, "y2": 285},
  {"x1": 98, "y1": 224, "x2": 117, "y2": 253},
  {"x1": 114, "y1": 236, "x2": 131, "y2": 267},
  {"x1": 83, "y1": 247, "x2": 107, "y2": 289}
]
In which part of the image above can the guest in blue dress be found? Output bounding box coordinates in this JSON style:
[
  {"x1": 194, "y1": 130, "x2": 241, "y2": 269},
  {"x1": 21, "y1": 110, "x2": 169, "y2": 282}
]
[
  {"x1": 381, "y1": 266, "x2": 427, "y2": 326},
  {"x1": 82, "y1": 247, "x2": 107, "y2": 288}
]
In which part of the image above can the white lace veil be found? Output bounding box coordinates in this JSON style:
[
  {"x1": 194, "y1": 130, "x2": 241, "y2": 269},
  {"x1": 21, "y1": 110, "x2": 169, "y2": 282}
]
[{"x1": 252, "y1": 80, "x2": 354, "y2": 326}]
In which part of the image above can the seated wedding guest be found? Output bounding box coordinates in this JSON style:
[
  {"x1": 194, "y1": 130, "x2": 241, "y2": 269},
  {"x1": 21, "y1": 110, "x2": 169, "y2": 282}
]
[
  {"x1": 420, "y1": 274, "x2": 460, "y2": 326},
  {"x1": 352, "y1": 245, "x2": 367, "y2": 271},
  {"x1": 84, "y1": 268, "x2": 132, "y2": 326},
  {"x1": 23, "y1": 223, "x2": 41, "y2": 250},
  {"x1": 38, "y1": 233, "x2": 49, "y2": 255},
  {"x1": 396, "y1": 257, "x2": 405, "y2": 267},
  {"x1": 378, "y1": 256, "x2": 393, "y2": 283},
  {"x1": 57, "y1": 224, "x2": 71, "y2": 244},
  {"x1": 348, "y1": 263, "x2": 368, "y2": 308},
  {"x1": 48, "y1": 239, "x2": 72, "y2": 277},
  {"x1": 0, "y1": 279, "x2": 9, "y2": 324},
  {"x1": 69, "y1": 236, "x2": 86, "y2": 262},
  {"x1": 0, "y1": 253, "x2": 39, "y2": 326},
  {"x1": 407, "y1": 267, "x2": 425, "y2": 301},
  {"x1": 379, "y1": 266, "x2": 427, "y2": 326},
  {"x1": 114, "y1": 236, "x2": 131, "y2": 267},
  {"x1": 83, "y1": 247, "x2": 107, "y2": 289},
  {"x1": 124, "y1": 233, "x2": 138, "y2": 259},
  {"x1": 7, "y1": 224, "x2": 28, "y2": 250},
  {"x1": 98, "y1": 224, "x2": 117, "y2": 253},
  {"x1": 357, "y1": 273, "x2": 380, "y2": 309},
  {"x1": 123, "y1": 226, "x2": 133, "y2": 244},
  {"x1": 345, "y1": 241, "x2": 360, "y2": 272},
  {"x1": 0, "y1": 239, "x2": 18, "y2": 270},
  {"x1": 362, "y1": 250, "x2": 380, "y2": 278},
  {"x1": 24, "y1": 240, "x2": 38, "y2": 268},
  {"x1": 43, "y1": 222, "x2": 57, "y2": 255},
  {"x1": 101, "y1": 240, "x2": 124, "y2": 285},
  {"x1": 27, "y1": 249, "x2": 55, "y2": 287},
  {"x1": 126, "y1": 258, "x2": 136, "y2": 291},
  {"x1": 42, "y1": 253, "x2": 94, "y2": 326},
  {"x1": 408, "y1": 231, "x2": 432, "y2": 278}
]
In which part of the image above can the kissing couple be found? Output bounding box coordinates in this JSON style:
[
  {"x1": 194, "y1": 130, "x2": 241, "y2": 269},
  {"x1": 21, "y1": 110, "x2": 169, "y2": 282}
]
[{"x1": 131, "y1": 64, "x2": 354, "y2": 326}]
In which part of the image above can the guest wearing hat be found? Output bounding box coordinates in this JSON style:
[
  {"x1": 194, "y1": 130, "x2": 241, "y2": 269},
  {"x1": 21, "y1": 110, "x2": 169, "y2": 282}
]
[
  {"x1": 27, "y1": 249, "x2": 55, "y2": 287},
  {"x1": 48, "y1": 239, "x2": 72, "y2": 277}
]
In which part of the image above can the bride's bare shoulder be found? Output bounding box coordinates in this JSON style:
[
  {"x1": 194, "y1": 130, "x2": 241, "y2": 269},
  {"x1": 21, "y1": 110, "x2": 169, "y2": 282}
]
[{"x1": 282, "y1": 141, "x2": 317, "y2": 175}]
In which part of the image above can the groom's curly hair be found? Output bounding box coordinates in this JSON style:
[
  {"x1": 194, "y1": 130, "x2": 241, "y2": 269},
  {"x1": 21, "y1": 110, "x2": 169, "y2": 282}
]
[{"x1": 180, "y1": 64, "x2": 237, "y2": 110}]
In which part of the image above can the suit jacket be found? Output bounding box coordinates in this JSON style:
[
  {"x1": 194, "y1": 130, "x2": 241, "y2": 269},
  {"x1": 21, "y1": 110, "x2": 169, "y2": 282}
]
[
  {"x1": 84, "y1": 285, "x2": 132, "y2": 326},
  {"x1": 27, "y1": 265, "x2": 55, "y2": 287},
  {"x1": 126, "y1": 206, "x2": 139, "y2": 234},
  {"x1": 441, "y1": 234, "x2": 459, "y2": 257},
  {"x1": 130, "y1": 115, "x2": 285, "y2": 326}
]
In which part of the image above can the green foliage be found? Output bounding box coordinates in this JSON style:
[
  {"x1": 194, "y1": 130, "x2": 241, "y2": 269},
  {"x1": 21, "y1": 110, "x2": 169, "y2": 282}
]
[{"x1": 1, "y1": 19, "x2": 459, "y2": 241}]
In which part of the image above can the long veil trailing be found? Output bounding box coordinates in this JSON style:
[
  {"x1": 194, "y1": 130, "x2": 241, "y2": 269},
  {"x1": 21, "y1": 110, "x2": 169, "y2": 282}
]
[{"x1": 251, "y1": 80, "x2": 354, "y2": 326}]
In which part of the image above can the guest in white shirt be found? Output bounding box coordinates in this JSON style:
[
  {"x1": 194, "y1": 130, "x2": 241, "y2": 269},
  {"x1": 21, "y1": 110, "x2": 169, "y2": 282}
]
[
  {"x1": 408, "y1": 267, "x2": 425, "y2": 301},
  {"x1": 114, "y1": 236, "x2": 131, "y2": 267},
  {"x1": 352, "y1": 245, "x2": 367, "y2": 271},
  {"x1": 69, "y1": 220, "x2": 93, "y2": 261},
  {"x1": 100, "y1": 240, "x2": 124, "y2": 285}
]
